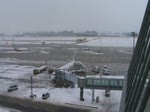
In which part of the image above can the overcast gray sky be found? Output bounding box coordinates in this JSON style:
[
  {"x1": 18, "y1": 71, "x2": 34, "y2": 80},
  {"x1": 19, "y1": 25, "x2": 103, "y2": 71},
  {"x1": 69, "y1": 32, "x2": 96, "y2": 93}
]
[{"x1": 0, "y1": 0, "x2": 148, "y2": 33}]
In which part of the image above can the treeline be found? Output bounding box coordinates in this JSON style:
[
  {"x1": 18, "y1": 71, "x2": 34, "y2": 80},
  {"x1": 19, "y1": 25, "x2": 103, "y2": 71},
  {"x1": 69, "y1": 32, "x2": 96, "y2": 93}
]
[
  {"x1": 0, "y1": 33, "x2": 7, "y2": 37},
  {"x1": 11, "y1": 31, "x2": 99, "y2": 37},
  {"x1": 0, "y1": 31, "x2": 137, "y2": 37}
]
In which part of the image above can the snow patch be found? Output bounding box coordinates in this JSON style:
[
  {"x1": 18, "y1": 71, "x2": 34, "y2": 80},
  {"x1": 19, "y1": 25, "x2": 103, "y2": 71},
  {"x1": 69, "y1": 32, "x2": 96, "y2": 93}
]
[{"x1": 0, "y1": 59, "x2": 122, "y2": 112}]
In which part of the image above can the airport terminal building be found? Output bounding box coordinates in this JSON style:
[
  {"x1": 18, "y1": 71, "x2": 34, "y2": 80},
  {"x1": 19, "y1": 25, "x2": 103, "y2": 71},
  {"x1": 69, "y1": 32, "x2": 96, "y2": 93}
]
[{"x1": 119, "y1": 1, "x2": 150, "y2": 112}]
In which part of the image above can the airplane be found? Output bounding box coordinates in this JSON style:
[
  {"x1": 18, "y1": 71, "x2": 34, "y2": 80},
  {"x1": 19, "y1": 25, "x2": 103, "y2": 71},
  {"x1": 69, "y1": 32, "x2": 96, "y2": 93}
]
[
  {"x1": 50, "y1": 50, "x2": 87, "y2": 83},
  {"x1": 76, "y1": 37, "x2": 87, "y2": 43},
  {"x1": 58, "y1": 50, "x2": 87, "y2": 73}
]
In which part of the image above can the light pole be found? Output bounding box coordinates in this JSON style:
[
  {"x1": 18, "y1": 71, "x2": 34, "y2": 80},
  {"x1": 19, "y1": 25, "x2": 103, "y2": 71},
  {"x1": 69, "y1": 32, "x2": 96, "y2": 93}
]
[
  {"x1": 30, "y1": 76, "x2": 33, "y2": 95},
  {"x1": 99, "y1": 37, "x2": 101, "y2": 53},
  {"x1": 131, "y1": 32, "x2": 136, "y2": 52},
  {"x1": 29, "y1": 76, "x2": 36, "y2": 98}
]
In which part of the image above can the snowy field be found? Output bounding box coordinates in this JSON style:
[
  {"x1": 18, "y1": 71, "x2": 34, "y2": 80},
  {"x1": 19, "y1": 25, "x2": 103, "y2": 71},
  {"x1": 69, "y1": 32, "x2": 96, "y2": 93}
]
[
  {"x1": 0, "y1": 106, "x2": 21, "y2": 112},
  {"x1": 0, "y1": 36, "x2": 132, "y2": 111},
  {"x1": 77, "y1": 37, "x2": 137, "y2": 47},
  {"x1": 0, "y1": 36, "x2": 137, "y2": 47},
  {"x1": 0, "y1": 59, "x2": 122, "y2": 112}
]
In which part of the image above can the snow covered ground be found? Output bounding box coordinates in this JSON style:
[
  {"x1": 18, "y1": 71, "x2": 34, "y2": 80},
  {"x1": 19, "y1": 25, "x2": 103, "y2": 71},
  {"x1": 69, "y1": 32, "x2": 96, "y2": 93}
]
[
  {"x1": 0, "y1": 106, "x2": 21, "y2": 112},
  {"x1": 0, "y1": 64, "x2": 34, "y2": 79},
  {"x1": 77, "y1": 37, "x2": 137, "y2": 47},
  {"x1": 0, "y1": 36, "x2": 80, "y2": 45},
  {"x1": 0, "y1": 36, "x2": 130, "y2": 111},
  {"x1": 0, "y1": 59, "x2": 122, "y2": 112},
  {"x1": 0, "y1": 36, "x2": 137, "y2": 47}
]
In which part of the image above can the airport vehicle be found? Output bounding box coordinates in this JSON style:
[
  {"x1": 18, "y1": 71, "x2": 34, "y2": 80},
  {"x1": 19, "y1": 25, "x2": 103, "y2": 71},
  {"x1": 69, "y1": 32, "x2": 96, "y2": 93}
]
[
  {"x1": 42, "y1": 93, "x2": 50, "y2": 99},
  {"x1": 33, "y1": 65, "x2": 47, "y2": 75},
  {"x1": 8, "y1": 85, "x2": 18, "y2": 92},
  {"x1": 105, "y1": 89, "x2": 110, "y2": 97},
  {"x1": 76, "y1": 37, "x2": 87, "y2": 43},
  {"x1": 83, "y1": 48, "x2": 90, "y2": 51},
  {"x1": 92, "y1": 66, "x2": 100, "y2": 73},
  {"x1": 103, "y1": 65, "x2": 110, "y2": 75}
]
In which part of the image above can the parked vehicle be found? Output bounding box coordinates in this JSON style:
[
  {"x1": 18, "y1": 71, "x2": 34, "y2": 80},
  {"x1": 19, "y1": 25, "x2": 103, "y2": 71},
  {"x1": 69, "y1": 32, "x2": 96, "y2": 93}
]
[
  {"x1": 92, "y1": 66, "x2": 100, "y2": 73},
  {"x1": 103, "y1": 65, "x2": 110, "y2": 75},
  {"x1": 8, "y1": 85, "x2": 18, "y2": 92},
  {"x1": 105, "y1": 89, "x2": 110, "y2": 97},
  {"x1": 42, "y1": 93, "x2": 50, "y2": 99},
  {"x1": 33, "y1": 65, "x2": 47, "y2": 75}
]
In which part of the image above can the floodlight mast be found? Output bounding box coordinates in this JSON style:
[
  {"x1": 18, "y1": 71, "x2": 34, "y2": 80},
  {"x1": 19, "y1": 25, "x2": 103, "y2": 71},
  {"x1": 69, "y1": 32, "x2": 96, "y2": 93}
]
[
  {"x1": 131, "y1": 32, "x2": 136, "y2": 52},
  {"x1": 30, "y1": 76, "x2": 33, "y2": 95},
  {"x1": 99, "y1": 37, "x2": 101, "y2": 52},
  {"x1": 72, "y1": 50, "x2": 76, "y2": 61}
]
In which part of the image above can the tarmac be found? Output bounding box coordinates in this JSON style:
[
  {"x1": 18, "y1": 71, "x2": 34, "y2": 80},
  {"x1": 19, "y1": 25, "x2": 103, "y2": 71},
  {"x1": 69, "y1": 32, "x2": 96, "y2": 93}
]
[
  {"x1": 0, "y1": 44, "x2": 132, "y2": 75},
  {"x1": 0, "y1": 43, "x2": 132, "y2": 112}
]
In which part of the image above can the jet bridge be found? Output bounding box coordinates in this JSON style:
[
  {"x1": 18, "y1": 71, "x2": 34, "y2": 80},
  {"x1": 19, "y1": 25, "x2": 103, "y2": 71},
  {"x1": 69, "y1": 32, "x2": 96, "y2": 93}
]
[
  {"x1": 78, "y1": 75, "x2": 124, "y2": 101},
  {"x1": 55, "y1": 70, "x2": 124, "y2": 101},
  {"x1": 56, "y1": 69, "x2": 78, "y2": 84},
  {"x1": 57, "y1": 69, "x2": 124, "y2": 90},
  {"x1": 78, "y1": 76, "x2": 124, "y2": 90}
]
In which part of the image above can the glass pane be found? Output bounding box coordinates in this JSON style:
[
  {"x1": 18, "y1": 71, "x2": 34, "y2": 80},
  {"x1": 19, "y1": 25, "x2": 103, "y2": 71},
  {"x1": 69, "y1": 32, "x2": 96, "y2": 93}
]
[
  {"x1": 102, "y1": 80, "x2": 105, "y2": 86},
  {"x1": 87, "y1": 79, "x2": 92, "y2": 85},
  {"x1": 119, "y1": 80, "x2": 123, "y2": 86},
  {"x1": 99, "y1": 80, "x2": 102, "y2": 85},
  {"x1": 114, "y1": 80, "x2": 117, "y2": 86},
  {"x1": 93, "y1": 80, "x2": 97, "y2": 85},
  {"x1": 105, "y1": 80, "x2": 109, "y2": 86},
  {"x1": 110, "y1": 80, "x2": 114, "y2": 86}
]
